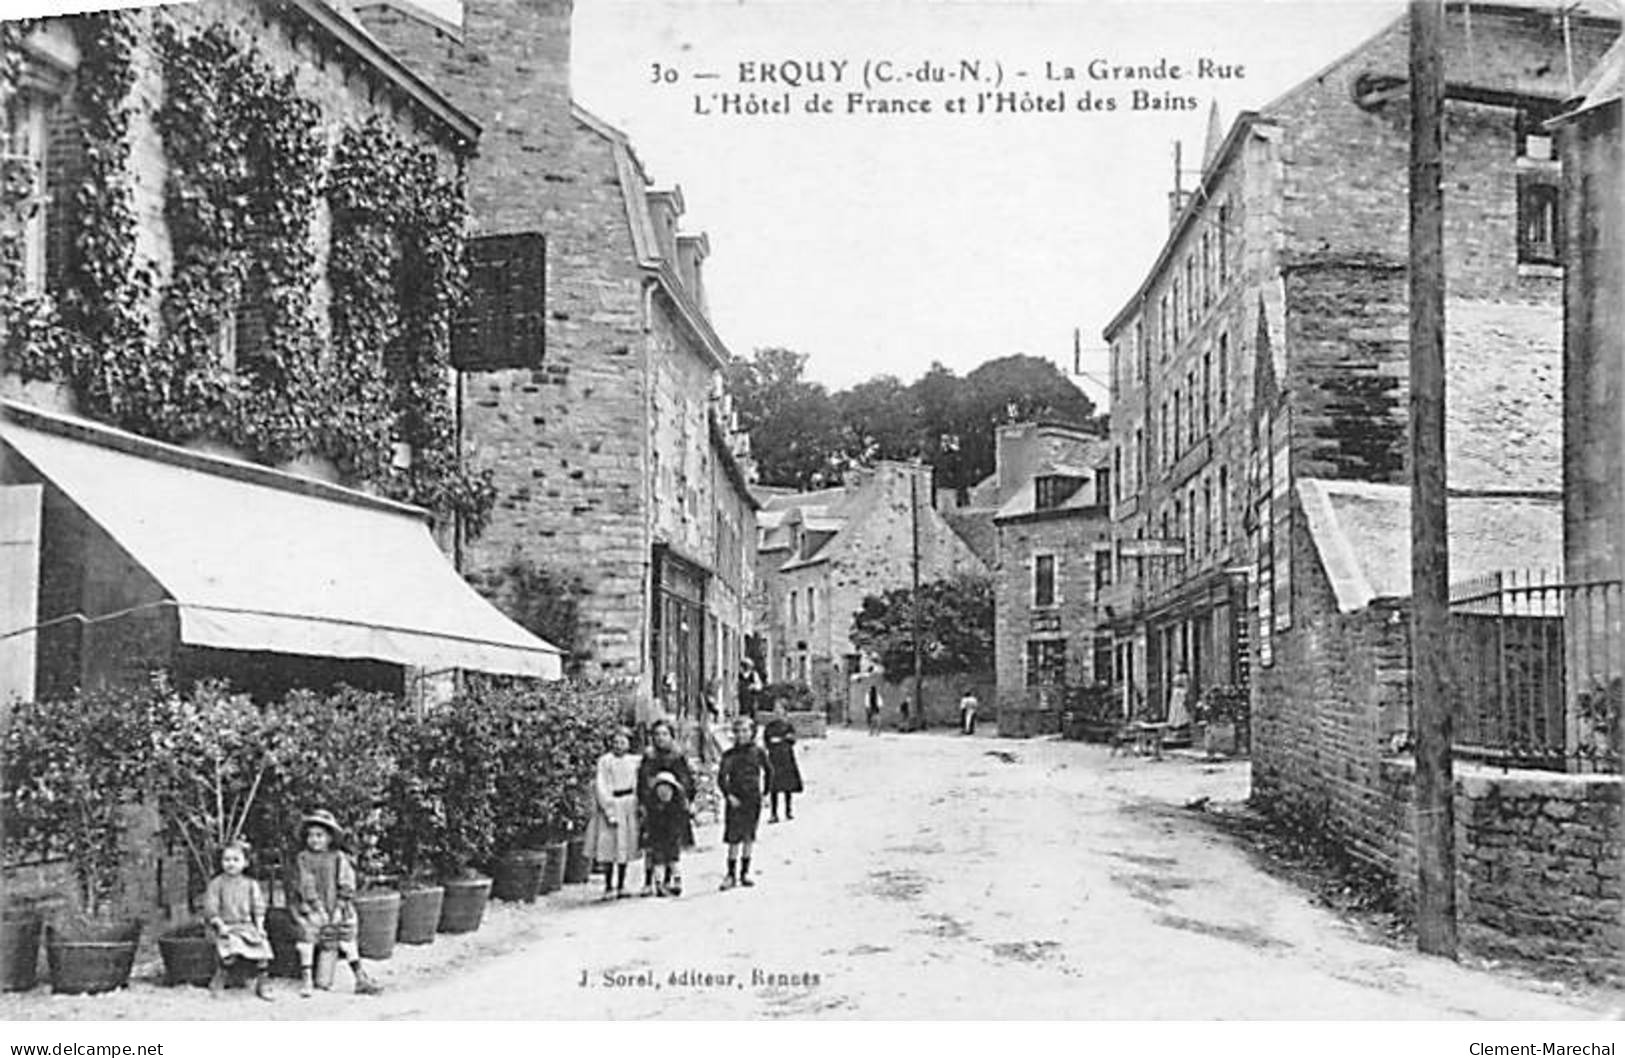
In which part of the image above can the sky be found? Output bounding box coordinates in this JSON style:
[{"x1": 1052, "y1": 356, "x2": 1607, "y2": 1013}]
[
  {"x1": 565, "y1": 0, "x2": 1409, "y2": 407},
  {"x1": 11, "y1": 0, "x2": 1408, "y2": 408}
]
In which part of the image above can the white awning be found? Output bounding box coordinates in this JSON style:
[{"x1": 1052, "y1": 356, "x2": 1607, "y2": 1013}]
[{"x1": 1, "y1": 403, "x2": 562, "y2": 679}]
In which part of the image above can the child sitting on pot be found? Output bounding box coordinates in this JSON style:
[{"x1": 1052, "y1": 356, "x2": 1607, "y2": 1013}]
[
  {"x1": 202, "y1": 840, "x2": 273, "y2": 1001},
  {"x1": 643, "y1": 771, "x2": 689, "y2": 897},
  {"x1": 288, "y1": 809, "x2": 382, "y2": 997}
]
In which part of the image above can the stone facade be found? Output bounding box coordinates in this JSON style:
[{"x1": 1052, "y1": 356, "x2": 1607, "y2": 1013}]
[
  {"x1": 758, "y1": 462, "x2": 987, "y2": 712},
  {"x1": 988, "y1": 423, "x2": 1112, "y2": 733},
  {"x1": 358, "y1": 0, "x2": 757, "y2": 713},
  {"x1": 1101, "y1": 2, "x2": 1614, "y2": 726},
  {"x1": 0, "y1": 1, "x2": 477, "y2": 701}
]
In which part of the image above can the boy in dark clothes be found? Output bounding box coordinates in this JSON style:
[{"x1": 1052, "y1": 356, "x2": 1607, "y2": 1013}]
[
  {"x1": 644, "y1": 771, "x2": 688, "y2": 896},
  {"x1": 717, "y1": 716, "x2": 771, "y2": 889}
]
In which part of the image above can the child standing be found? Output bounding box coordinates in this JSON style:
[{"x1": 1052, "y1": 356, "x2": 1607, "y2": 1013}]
[
  {"x1": 642, "y1": 772, "x2": 688, "y2": 896},
  {"x1": 288, "y1": 809, "x2": 381, "y2": 997},
  {"x1": 584, "y1": 728, "x2": 642, "y2": 900},
  {"x1": 717, "y1": 716, "x2": 772, "y2": 889},
  {"x1": 202, "y1": 841, "x2": 273, "y2": 1001}
]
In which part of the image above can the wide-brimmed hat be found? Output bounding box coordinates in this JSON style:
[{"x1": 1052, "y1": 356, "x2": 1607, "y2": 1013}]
[
  {"x1": 300, "y1": 809, "x2": 344, "y2": 839},
  {"x1": 651, "y1": 772, "x2": 681, "y2": 794}
]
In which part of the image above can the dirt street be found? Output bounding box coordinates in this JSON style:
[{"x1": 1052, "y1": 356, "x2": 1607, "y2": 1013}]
[{"x1": 7, "y1": 729, "x2": 1621, "y2": 1020}]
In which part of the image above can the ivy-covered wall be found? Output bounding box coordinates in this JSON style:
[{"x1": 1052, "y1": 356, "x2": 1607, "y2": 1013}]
[{"x1": 0, "y1": 1, "x2": 492, "y2": 530}]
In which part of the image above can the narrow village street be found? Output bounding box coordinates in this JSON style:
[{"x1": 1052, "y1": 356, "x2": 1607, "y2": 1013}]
[{"x1": 14, "y1": 730, "x2": 1617, "y2": 1022}]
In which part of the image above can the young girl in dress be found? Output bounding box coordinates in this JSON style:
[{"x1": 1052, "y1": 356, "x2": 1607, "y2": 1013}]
[
  {"x1": 202, "y1": 841, "x2": 274, "y2": 1001},
  {"x1": 584, "y1": 728, "x2": 641, "y2": 899},
  {"x1": 288, "y1": 809, "x2": 382, "y2": 997}
]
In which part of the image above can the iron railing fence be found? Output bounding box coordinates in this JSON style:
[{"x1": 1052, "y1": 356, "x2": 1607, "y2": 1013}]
[{"x1": 1447, "y1": 572, "x2": 1621, "y2": 773}]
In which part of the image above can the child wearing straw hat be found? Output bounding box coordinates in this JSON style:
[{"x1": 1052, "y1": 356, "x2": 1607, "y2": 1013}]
[{"x1": 288, "y1": 809, "x2": 382, "y2": 997}]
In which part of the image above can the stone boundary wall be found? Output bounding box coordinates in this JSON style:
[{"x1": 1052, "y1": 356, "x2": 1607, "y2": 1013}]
[{"x1": 1381, "y1": 759, "x2": 1623, "y2": 978}]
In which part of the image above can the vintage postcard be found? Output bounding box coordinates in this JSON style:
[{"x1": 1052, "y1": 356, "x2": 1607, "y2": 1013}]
[{"x1": 0, "y1": 0, "x2": 1621, "y2": 1035}]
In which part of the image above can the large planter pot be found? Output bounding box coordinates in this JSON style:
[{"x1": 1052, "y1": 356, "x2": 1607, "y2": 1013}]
[
  {"x1": 45, "y1": 921, "x2": 140, "y2": 996},
  {"x1": 354, "y1": 889, "x2": 401, "y2": 961},
  {"x1": 437, "y1": 875, "x2": 492, "y2": 934},
  {"x1": 563, "y1": 836, "x2": 591, "y2": 885},
  {"x1": 158, "y1": 925, "x2": 217, "y2": 987},
  {"x1": 0, "y1": 908, "x2": 42, "y2": 992},
  {"x1": 491, "y1": 850, "x2": 546, "y2": 904},
  {"x1": 539, "y1": 840, "x2": 567, "y2": 895},
  {"x1": 1203, "y1": 721, "x2": 1238, "y2": 758},
  {"x1": 265, "y1": 907, "x2": 303, "y2": 978},
  {"x1": 396, "y1": 884, "x2": 444, "y2": 945}
]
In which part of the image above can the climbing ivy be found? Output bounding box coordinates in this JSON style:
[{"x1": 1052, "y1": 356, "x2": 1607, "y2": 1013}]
[{"x1": 0, "y1": 16, "x2": 492, "y2": 532}]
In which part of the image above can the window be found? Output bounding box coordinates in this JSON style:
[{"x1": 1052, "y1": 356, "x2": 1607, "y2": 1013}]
[
  {"x1": 1189, "y1": 370, "x2": 1202, "y2": 445},
  {"x1": 452, "y1": 232, "x2": 548, "y2": 370},
  {"x1": 1160, "y1": 404, "x2": 1170, "y2": 472},
  {"x1": 1034, "y1": 554, "x2": 1057, "y2": 607},
  {"x1": 1176, "y1": 386, "x2": 1189, "y2": 458},
  {"x1": 1217, "y1": 333, "x2": 1229, "y2": 417},
  {"x1": 4, "y1": 90, "x2": 48, "y2": 296},
  {"x1": 807, "y1": 586, "x2": 816, "y2": 625},
  {"x1": 1186, "y1": 255, "x2": 1199, "y2": 322},
  {"x1": 1035, "y1": 476, "x2": 1072, "y2": 511},
  {"x1": 1172, "y1": 278, "x2": 1183, "y2": 345},
  {"x1": 1025, "y1": 639, "x2": 1066, "y2": 687},
  {"x1": 1110, "y1": 340, "x2": 1121, "y2": 403},
  {"x1": 1217, "y1": 200, "x2": 1231, "y2": 285},
  {"x1": 1218, "y1": 466, "x2": 1230, "y2": 548},
  {"x1": 1134, "y1": 427, "x2": 1144, "y2": 489},
  {"x1": 1200, "y1": 231, "x2": 1212, "y2": 308},
  {"x1": 1202, "y1": 477, "x2": 1212, "y2": 555},
  {"x1": 1159, "y1": 295, "x2": 1170, "y2": 360},
  {"x1": 1112, "y1": 447, "x2": 1122, "y2": 504},
  {"x1": 1094, "y1": 547, "x2": 1112, "y2": 596},
  {"x1": 1134, "y1": 320, "x2": 1145, "y2": 381},
  {"x1": 788, "y1": 592, "x2": 798, "y2": 627},
  {"x1": 1201, "y1": 350, "x2": 1212, "y2": 433},
  {"x1": 1517, "y1": 176, "x2": 1560, "y2": 265}
]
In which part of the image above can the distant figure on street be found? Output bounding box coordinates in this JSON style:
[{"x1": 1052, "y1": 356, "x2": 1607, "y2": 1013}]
[
  {"x1": 1166, "y1": 670, "x2": 1192, "y2": 730},
  {"x1": 899, "y1": 698, "x2": 911, "y2": 731},
  {"x1": 959, "y1": 688, "x2": 980, "y2": 735},
  {"x1": 738, "y1": 658, "x2": 764, "y2": 719},
  {"x1": 763, "y1": 702, "x2": 803, "y2": 823},
  {"x1": 866, "y1": 685, "x2": 882, "y2": 736},
  {"x1": 717, "y1": 716, "x2": 771, "y2": 889}
]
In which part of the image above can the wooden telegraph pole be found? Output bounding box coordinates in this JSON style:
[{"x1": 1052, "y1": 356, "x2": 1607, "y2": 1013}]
[
  {"x1": 911, "y1": 466, "x2": 924, "y2": 731},
  {"x1": 1409, "y1": 0, "x2": 1458, "y2": 958}
]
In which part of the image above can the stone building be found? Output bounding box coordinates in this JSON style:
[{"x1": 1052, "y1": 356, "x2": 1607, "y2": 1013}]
[
  {"x1": 0, "y1": 2, "x2": 562, "y2": 706},
  {"x1": 1098, "y1": 2, "x2": 1618, "y2": 729},
  {"x1": 355, "y1": 0, "x2": 758, "y2": 717},
  {"x1": 986, "y1": 422, "x2": 1111, "y2": 736},
  {"x1": 755, "y1": 461, "x2": 987, "y2": 714}
]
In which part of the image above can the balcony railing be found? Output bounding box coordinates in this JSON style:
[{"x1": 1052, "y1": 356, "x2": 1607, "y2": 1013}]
[{"x1": 1447, "y1": 572, "x2": 1622, "y2": 773}]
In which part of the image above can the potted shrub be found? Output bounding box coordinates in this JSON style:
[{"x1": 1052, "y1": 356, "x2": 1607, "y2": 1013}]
[
  {"x1": 150, "y1": 682, "x2": 279, "y2": 985},
  {"x1": 254, "y1": 686, "x2": 400, "y2": 963},
  {"x1": 3, "y1": 685, "x2": 163, "y2": 994},
  {"x1": 384, "y1": 698, "x2": 500, "y2": 934},
  {"x1": 1196, "y1": 685, "x2": 1248, "y2": 758}
]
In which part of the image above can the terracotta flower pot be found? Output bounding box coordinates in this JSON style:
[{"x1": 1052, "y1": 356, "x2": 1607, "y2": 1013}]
[
  {"x1": 539, "y1": 840, "x2": 567, "y2": 895},
  {"x1": 491, "y1": 850, "x2": 546, "y2": 904},
  {"x1": 437, "y1": 875, "x2": 492, "y2": 934},
  {"x1": 396, "y1": 884, "x2": 444, "y2": 945},
  {"x1": 354, "y1": 889, "x2": 401, "y2": 960},
  {"x1": 563, "y1": 836, "x2": 591, "y2": 885},
  {"x1": 45, "y1": 921, "x2": 140, "y2": 996},
  {"x1": 0, "y1": 909, "x2": 42, "y2": 992},
  {"x1": 158, "y1": 925, "x2": 218, "y2": 987}
]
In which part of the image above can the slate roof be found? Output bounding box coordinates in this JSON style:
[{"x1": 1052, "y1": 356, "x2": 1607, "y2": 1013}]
[
  {"x1": 1563, "y1": 31, "x2": 1625, "y2": 117},
  {"x1": 1297, "y1": 479, "x2": 1563, "y2": 614},
  {"x1": 1445, "y1": 301, "x2": 1563, "y2": 492}
]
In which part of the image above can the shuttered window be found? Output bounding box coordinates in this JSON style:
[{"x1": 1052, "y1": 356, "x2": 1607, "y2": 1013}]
[{"x1": 452, "y1": 232, "x2": 546, "y2": 371}]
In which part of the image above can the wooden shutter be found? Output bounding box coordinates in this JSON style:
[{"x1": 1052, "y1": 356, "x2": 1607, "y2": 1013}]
[{"x1": 452, "y1": 232, "x2": 546, "y2": 371}]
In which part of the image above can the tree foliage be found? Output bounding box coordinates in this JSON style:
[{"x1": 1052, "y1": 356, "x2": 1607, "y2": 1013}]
[
  {"x1": 848, "y1": 574, "x2": 994, "y2": 679},
  {"x1": 729, "y1": 349, "x2": 1100, "y2": 495}
]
